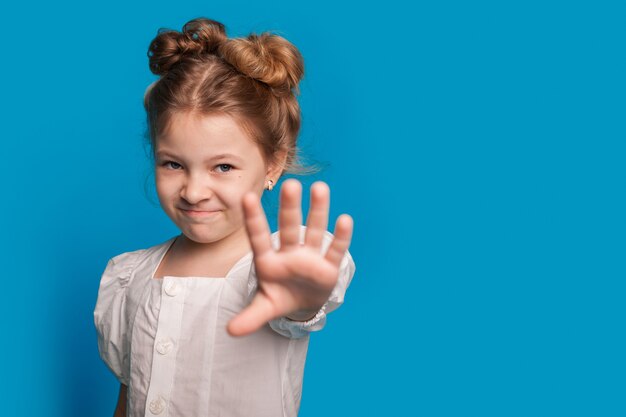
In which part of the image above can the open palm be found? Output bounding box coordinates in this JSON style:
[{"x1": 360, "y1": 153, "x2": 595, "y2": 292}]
[{"x1": 227, "y1": 179, "x2": 353, "y2": 337}]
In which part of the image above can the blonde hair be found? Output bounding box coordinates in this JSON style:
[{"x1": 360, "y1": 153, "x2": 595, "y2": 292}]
[{"x1": 143, "y1": 17, "x2": 318, "y2": 175}]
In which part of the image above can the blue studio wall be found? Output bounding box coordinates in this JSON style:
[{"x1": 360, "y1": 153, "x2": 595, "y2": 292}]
[{"x1": 0, "y1": 1, "x2": 624, "y2": 416}]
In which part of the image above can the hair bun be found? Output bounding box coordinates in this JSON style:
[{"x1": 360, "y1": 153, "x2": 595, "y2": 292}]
[
  {"x1": 219, "y1": 32, "x2": 304, "y2": 96},
  {"x1": 148, "y1": 18, "x2": 227, "y2": 76}
]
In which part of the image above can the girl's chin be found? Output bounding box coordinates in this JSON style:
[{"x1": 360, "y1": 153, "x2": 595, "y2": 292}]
[
  {"x1": 182, "y1": 224, "x2": 249, "y2": 246},
  {"x1": 178, "y1": 226, "x2": 232, "y2": 243},
  {"x1": 180, "y1": 233, "x2": 224, "y2": 246}
]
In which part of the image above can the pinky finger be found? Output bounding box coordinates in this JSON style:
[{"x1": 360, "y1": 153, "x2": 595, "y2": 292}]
[{"x1": 324, "y1": 214, "x2": 354, "y2": 268}]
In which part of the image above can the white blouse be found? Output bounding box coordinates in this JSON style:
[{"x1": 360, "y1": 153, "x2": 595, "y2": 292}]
[{"x1": 93, "y1": 228, "x2": 356, "y2": 417}]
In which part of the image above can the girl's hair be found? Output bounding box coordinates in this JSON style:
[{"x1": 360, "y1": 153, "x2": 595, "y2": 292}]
[{"x1": 143, "y1": 17, "x2": 318, "y2": 176}]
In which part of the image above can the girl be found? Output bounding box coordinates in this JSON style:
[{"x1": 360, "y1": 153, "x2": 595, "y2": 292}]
[{"x1": 93, "y1": 17, "x2": 356, "y2": 417}]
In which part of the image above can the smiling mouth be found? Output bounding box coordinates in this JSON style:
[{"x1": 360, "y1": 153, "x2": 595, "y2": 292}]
[{"x1": 181, "y1": 209, "x2": 221, "y2": 217}]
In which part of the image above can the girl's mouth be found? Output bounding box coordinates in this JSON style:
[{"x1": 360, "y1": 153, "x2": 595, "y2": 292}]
[{"x1": 181, "y1": 209, "x2": 221, "y2": 217}]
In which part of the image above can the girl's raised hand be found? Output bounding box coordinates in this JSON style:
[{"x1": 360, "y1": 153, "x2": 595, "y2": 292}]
[{"x1": 227, "y1": 179, "x2": 353, "y2": 337}]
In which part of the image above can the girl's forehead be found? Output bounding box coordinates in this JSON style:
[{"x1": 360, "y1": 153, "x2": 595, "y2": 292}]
[
  {"x1": 156, "y1": 112, "x2": 264, "y2": 160},
  {"x1": 165, "y1": 113, "x2": 250, "y2": 139},
  {"x1": 159, "y1": 113, "x2": 255, "y2": 148}
]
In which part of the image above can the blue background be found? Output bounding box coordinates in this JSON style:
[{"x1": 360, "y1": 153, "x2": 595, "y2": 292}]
[{"x1": 1, "y1": 1, "x2": 624, "y2": 416}]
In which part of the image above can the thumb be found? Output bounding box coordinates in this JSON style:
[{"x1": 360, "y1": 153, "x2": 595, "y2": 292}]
[{"x1": 227, "y1": 293, "x2": 278, "y2": 337}]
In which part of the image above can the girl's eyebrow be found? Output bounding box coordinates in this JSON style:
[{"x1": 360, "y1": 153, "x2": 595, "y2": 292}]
[{"x1": 156, "y1": 151, "x2": 243, "y2": 162}]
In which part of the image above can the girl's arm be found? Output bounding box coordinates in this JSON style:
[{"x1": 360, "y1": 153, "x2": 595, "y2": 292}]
[{"x1": 113, "y1": 383, "x2": 127, "y2": 417}]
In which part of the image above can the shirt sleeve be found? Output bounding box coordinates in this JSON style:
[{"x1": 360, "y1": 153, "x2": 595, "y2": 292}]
[
  {"x1": 93, "y1": 250, "x2": 141, "y2": 385},
  {"x1": 246, "y1": 227, "x2": 357, "y2": 339}
]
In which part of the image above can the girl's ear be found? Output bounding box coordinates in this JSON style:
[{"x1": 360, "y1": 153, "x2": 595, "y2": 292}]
[{"x1": 266, "y1": 149, "x2": 288, "y2": 182}]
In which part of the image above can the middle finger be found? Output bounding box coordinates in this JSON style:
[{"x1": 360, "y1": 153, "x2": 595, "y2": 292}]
[{"x1": 304, "y1": 181, "x2": 330, "y2": 251}]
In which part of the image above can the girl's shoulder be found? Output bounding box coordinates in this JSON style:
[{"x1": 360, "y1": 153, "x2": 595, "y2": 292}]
[
  {"x1": 108, "y1": 247, "x2": 147, "y2": 266},
  {"x1": 102, "y1": 236, "x2": 178, "y2": 285},
  {"x1": 100, "y1": 249, "x2": 146, "y2": 290},
  {"x1": 109, "y1": 235, "x2": 177, "y2": 261}
]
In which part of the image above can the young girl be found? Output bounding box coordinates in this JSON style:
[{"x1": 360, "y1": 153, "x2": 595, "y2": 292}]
[{"x1": 93, "y1": 17, "x2": 356, "y2": 417}]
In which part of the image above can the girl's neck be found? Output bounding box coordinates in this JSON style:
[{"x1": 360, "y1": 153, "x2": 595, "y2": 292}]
[{"x1": 176, "y1": 227, "x2": 252, "y2": 262}]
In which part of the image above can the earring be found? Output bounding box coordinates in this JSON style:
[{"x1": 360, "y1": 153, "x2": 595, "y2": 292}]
[{"x1": 266, "y1": 179, "x2": 274, "y2": 191}]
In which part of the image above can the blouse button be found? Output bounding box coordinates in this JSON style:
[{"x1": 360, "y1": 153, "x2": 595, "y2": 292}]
[
  {"x1": 163, "y1": 280, "x2": 180, "y2": 297},
  {"x1": 156, "y1": 338, "x2": 174, "y2": 355},
  {"x1": 148, "y1": 395, "x2": 166, "y2": 414}
]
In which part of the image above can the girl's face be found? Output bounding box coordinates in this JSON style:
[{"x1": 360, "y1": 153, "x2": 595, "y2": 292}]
[{"x1": 155, "y1": 112, "x2": 278, "y2": 248}]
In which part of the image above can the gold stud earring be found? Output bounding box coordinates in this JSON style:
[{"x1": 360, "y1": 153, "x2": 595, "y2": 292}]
[{"x1": 266, "y1": 180, "x2": 274, "y2": 191}]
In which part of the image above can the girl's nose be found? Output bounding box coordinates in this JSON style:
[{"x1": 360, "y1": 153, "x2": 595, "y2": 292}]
[{"x1": 180, "y1": 174, "x2": 214, "y2": 205}]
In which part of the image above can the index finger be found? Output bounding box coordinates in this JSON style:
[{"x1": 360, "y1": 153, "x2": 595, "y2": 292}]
[{"x1": 242, "y1": 192, "x2": 273, "y2": 258}]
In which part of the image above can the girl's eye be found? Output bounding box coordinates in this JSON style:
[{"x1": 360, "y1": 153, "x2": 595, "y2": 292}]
[
  {"x1": 162, "y1": 161, "x2": 182, "y2": 170},
  {"x1": 160, "y1": 161, "x2": 233, "y2": 173},
  {"x1": 216, "y1": 164, "x2": 233, "y2": 173}
]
